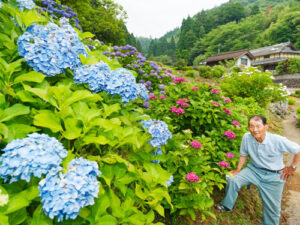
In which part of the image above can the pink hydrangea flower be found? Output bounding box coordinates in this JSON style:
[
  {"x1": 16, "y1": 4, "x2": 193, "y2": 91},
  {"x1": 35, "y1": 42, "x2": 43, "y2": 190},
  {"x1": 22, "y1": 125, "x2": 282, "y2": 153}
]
[
  {"x1": 176, "y1": 107, "x2": 185, "y2": 115},
  {"x1": 182, "y1": 98, "x2": 189, "y2": 103},
  {"x1": 176, "y1": 99, "x2": 189, "y2": 107},
  {"x1": 232, "y1": 120, "x2": 241, "y2": 127},
  {"x1": 192, "y1": 87, "x2": 199, "y2": 91},
  {"x1": 224, "y1": 98, "x2": 232, "y2": 103},
  {"x1": 190, "y1": 140, "x2": 202, "y2": 149},
  {"x1": 223, "y1": 131, "x2": 236, "y2": 139},
  {"x1": 149, "y1": 94, "x2": 157, "y2": 100},
  {"x1": 241, "y1": 111, "x2": 247, "y2": 116},
  {"x1": 208, "y1": 83, "x2": 212, "y2": 87},
  {"x1": 173, "y1": 77, "x2": 185, "y2": 83},
  {"x1": 223, "y1": 108, "x2": 232, "y2": 116},
  {"x1": 170, "y1": 106, "x2": 177, "y2": 113},
  {"x1": 218, "y1": 161, "x2": 229, "y2": 168},
  {"x1": 185, "y1": 172, "x2": 199, "y2": 182},
  {"x1": 226, "y1": 152, "x2": 234, "y2": 158},
  {"x1": 211, "y1": 89, "x2": 220, "y2": 94},
  {"x1": 170, "y1": 106, "x2": 185, "y2": 115},
  {"x1": 160, "y1": 95, "x2": 167, "y2": 99},
  {"x1": 212, "y1": 101, "x2": 220, "y2": 107}
]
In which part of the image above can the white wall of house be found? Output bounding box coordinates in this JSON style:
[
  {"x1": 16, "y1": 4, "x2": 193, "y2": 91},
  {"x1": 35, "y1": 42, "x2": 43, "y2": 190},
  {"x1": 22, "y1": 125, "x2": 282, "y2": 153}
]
[{"x1": 236, "y1": 55, "x2": 251, "y2": 67}]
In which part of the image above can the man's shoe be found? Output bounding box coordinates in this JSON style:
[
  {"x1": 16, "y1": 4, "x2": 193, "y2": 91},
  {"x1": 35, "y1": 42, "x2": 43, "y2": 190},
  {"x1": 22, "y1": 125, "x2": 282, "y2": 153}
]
[{"x1": 214, "y1": 203, "x2": 230, "y2": 212}]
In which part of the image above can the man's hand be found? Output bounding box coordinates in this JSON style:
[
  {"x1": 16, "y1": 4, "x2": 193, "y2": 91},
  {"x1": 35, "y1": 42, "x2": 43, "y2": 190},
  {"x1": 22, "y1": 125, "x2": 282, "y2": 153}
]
[
  {"x1": 279, "y1": 166, "x2": 296, "y2": 180},
  {"x1": 229, "y1": 169, "x2": 240, "y2": 176}
]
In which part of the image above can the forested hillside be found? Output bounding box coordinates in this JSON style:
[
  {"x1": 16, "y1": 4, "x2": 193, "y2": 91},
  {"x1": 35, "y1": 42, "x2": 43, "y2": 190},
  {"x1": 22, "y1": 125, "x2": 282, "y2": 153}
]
[{"x1": 141, "y1": 0, "x2": 299, "y2": 66}]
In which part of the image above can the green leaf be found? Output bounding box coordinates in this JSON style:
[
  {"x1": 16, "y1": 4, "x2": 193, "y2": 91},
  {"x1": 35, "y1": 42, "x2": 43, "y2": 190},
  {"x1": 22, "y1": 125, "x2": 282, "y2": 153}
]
[
  {"x1": 103, "y1": 103, "x2": 121, "y2": 118},
  {"x1": 93, "y1": 194, "x2": 111, "y2": 221},
  {"x1": 33, "y1": 110, "x2": 62, "y2": 133},
  {"x1": 0, "y1": 212, "x2": 9, "y2": 225},
  {"x1": 153, "y1": 204, "x2": 164, "y2": 217},
  {"x1": 21, "y1": 10, "x2": 47, "y2": 28},
  {"x1": 0, "y1": 123, "x2": 8, "y2": 139},
  {"x1": 5, "y1": 186, "x2": 39, "y2": 214},
  {"x1": 62, "y1": 151, "x2": 76, "y2": 172},
  {"x1": 83, "y1": 136, "x2": 109, "y2": 145},
  {"x1": 95, "y1": 215, "x2": 117, "y2": 225},
  {"x1": 6, "y1": 124, "x2": 39, "y2": 142},
  {"x1": 79, "y1": 32, "x2": 95, "y2": 39},
  {"x1": 63, "y1": 117, "x2": 82, "y2": 140},
  {"x1": 30, "y1": 205, "x2": 52, "y2": 225},
  {"x1": 16, "y1": 90, "x2": 37, "y2": 103},
  {"x1": 14, "y1": 71, "x2": 45, "y2": 84},
  {"x1": 0, "y1": 104, "x2": 30, "y2": 122},
  {"x1": 8, "y1": 208, "x2": 27, "y2": 225},
  {"x1": 62, "y1": 90, "x2": 95, "y2": 109}
]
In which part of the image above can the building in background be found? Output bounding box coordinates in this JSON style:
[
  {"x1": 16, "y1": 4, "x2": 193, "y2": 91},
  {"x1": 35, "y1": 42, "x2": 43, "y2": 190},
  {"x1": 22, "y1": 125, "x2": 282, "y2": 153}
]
[{"x1": 250, "y1": 42, "x2": 300, "y2": 71}]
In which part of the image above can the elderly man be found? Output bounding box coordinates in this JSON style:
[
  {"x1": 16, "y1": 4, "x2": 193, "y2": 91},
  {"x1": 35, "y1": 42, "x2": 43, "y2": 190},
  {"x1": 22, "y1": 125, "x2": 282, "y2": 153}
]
[{"x1": 215, "y1": 115, "x2": 300, "y2": 225}]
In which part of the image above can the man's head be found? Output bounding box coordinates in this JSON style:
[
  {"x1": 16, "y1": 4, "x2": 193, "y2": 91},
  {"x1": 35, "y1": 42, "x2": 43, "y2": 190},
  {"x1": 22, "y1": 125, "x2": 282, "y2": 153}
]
[{"x1": 248, "y1": 115, "x2": 268, "y2": 142}]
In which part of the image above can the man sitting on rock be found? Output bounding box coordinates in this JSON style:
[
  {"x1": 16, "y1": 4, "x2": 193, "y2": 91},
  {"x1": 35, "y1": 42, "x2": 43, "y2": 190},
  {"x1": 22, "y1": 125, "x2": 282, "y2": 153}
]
[{"x1": 215, "y1": 115, "x2": 300, "y2": 225}]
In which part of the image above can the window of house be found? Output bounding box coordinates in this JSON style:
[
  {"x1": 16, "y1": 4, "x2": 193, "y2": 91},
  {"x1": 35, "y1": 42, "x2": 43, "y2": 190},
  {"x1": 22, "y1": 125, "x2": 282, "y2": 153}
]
[
  {"x1": 241, "y1": 58, "x2": 248, "y2": 65},
  {"x1": 264, "y1": 55, "x2": 270, "y2": 58}
]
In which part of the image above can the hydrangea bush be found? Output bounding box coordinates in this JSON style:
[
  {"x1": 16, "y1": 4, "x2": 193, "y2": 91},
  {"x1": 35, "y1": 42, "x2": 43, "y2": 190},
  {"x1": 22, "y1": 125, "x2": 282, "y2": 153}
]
[
  {"x1": 17, "y1": 17, "x2": 87, "y2": 76},
  {"x1": 39, "y1": 157, "x2": 101, "y2": 222},
  {"x1": 0, "y1": 133, "x2": 67, "y2": 183}
]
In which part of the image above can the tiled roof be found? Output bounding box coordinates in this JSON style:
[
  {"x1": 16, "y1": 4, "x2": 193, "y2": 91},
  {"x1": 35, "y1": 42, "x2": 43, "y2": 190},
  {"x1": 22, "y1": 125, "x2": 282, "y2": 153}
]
[
  {"x1": 205, "y1": 49, "x2": 254, "y2": 63},
  {"x1": 250, "y1": 42, "x2": 300, "y2": 57}
]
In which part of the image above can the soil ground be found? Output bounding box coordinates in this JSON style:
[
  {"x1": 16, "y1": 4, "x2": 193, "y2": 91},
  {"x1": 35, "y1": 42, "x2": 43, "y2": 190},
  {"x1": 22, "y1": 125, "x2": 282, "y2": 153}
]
[{"x1": 281, "y1": 98, "x2": 300, "y2": 225}]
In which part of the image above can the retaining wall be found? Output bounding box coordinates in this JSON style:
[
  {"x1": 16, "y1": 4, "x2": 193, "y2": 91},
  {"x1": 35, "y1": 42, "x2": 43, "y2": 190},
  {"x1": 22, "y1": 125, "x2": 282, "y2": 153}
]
[{"x1": 273, "y1": 73, "x2": 300, "y2": 88}]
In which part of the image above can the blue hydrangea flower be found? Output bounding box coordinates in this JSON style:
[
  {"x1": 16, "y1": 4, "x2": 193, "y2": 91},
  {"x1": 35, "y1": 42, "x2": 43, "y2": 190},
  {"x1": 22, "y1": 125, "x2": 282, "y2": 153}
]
[
  {"x1": 141, "y1": 119, "x2": 172, "y2": 148},
  {"x1": 0, "y1": 1, "x2": 2, "y2": 8},
  {"x1": 137, "y1": 83, "x2": 149, "y2": 101},
  {"x1": 152, "y1": 148, "x2": 162, "y2": 164},
  {"x1": 166, "y1": 175, "x2": 174, "y2": 187},
  {"x1": 0, "y1": 133, "x2": 67, "y2": 183},
  {"x1": 39, "y1": 157, "x2": 101, "y2": 222},
  {"x1": 17, "y1": 18, "x2": 86, "y2": 76},
  {"x1": 15, "y1": 0, "x2": 36, "y2": 10},
  {"x1": 106, "y1": 68, "x2": 139, "y2": 103},
  {"x1": 73, "y1": 61, "x2": 111, "y2": 93}
]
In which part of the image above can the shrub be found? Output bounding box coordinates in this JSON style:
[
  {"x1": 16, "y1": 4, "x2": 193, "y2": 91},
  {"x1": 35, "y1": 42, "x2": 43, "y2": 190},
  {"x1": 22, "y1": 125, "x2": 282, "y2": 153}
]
[
  {"x1": 288, "y1": 97, "x2": 296, "y2": 105},
  {"x1": 198, "y1": 65, "x2": 213, "y2": 78},
  {"x1": 293, "y1": 89, "x2": 300, "y2": 98},
  {"x1": 220, "y1": 67, "x2": 287, "y2": 107},
  {"x1": 185, "y1": 69, "x2": 196, "y2": 78},
  {"x1": 276, "y1": 58, "x2": 300, "y2": 74}
]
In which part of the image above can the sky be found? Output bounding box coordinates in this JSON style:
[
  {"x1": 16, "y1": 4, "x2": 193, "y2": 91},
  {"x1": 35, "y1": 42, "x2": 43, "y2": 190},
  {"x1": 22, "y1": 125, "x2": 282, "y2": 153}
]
[{"x1": 114, "y1": 0, "x2": 229, "y2": 38}]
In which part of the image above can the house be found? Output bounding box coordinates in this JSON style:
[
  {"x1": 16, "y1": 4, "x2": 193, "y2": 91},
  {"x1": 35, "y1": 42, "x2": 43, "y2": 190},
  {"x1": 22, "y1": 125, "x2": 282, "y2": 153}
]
[
  {"x1": 250, "y1": 42, "x2": 300, "y2": 71},
  {"x1": 204, "y1": 49, "x2": 254, "y2": 67}
]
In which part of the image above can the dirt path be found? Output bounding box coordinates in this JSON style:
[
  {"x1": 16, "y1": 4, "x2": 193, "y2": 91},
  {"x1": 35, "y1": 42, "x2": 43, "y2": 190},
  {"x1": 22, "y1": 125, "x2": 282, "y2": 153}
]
[{"x1": 281, "y1": 99, "x2": 300, "y2": 225}]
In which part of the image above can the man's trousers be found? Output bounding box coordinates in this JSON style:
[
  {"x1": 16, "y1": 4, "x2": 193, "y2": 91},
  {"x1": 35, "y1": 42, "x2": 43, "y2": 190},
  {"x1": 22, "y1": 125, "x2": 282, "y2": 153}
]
[{"x1": 221, "y1": 163, "x2": 285, "y2": 225}]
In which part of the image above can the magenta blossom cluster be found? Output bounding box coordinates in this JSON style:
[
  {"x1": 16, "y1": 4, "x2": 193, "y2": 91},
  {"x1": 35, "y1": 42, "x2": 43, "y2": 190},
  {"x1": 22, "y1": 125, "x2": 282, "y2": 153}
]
[
  {"x1": 176, "y1": 98, "x2": 189, "y2": 107},
  {"x1": 192, "y1": 87, "x2": 199, "y2": 91},
  {"x1": 223, "y1": 108, "x2": 232, "y2": 116},
  {"x1": 232, "y1": 120, "x2": 241, "y2": 127},
  {"x1": 170, "y1": 106, "x2": 185, "y2": 115},
  {"x1": 223, "y1": 131, "x2": 236, "y2": 139},
  {"x1": 185, "y1": 172, "x2": 199, "y2": 182},
  {"x1": 211, "y1": 89, "x2": 220, "y2": 94},
  {"x1": 160, "y1": 95, "x2": 166, "y2": 99},
  {"x1": 149, "y1": 94, "x2": 157, "y2": 100},
  {"x1": 218, "y1": 161, "x2": 229, "y2": 168},
  {"x1": 190, "y1": 141, "x2": 202, "y2": 149},
  {"x1": 226, "y1": 152, "x2": 234, "y2": 158},
  {"x1": 212, "y1": 101, "x2": 220, "y2": 107},
  {"x1": 173, "y1": 77, "x2": 185, "y2": 83}
]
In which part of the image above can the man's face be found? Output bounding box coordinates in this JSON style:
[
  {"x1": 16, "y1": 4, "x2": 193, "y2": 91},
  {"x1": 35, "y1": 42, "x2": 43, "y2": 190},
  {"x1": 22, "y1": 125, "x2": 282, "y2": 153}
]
[{"x1": 248, "y1": 119, "x2": 268, "y2": 141}]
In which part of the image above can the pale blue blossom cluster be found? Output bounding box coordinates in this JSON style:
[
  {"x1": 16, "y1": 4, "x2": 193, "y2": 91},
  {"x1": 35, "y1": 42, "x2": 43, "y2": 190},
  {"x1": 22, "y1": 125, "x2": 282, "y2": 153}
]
[
  {"x1": 74, "y1": 64, "x2": 147, "y2": 103},
  {"x1": 166, "y1": 175, "x2": 174, "y2": 187},
  {"x1": 17, "y1": 18, "x2": 86, "y2": 76},
  {"x1": 137, "y1": 83, "x2": 149, "y2": 100},
  {"x1": 73, "y1": 62, "x2": 111, "y2": 93},
  {"x1": 16, "y1": 0, "x2": 36, "y2": 10},
  {"x1": 0, "y1": 133, "x2": 67, "y2": 183},
  {"x1": 105, "y1": 68, "x2": 139, "y2": 103},
  {"x1": 0, "y1": 1, "x2": 2, "y2": 8},
  {"x1": 39, "y1": 157, "x2": 101, "y2": 222},
  {"x1": 141, "y1": 119, "x2": 172, "y2": 148},
  {"x1": 151, "y1": 148, "x2": 162, "y2": 164}
]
